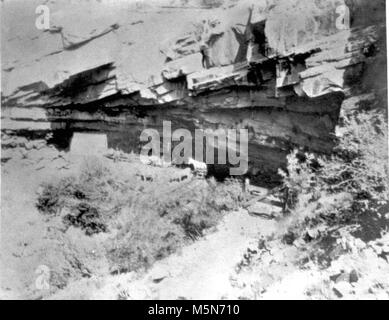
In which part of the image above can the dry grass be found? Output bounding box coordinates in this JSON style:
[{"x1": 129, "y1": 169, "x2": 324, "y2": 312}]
[{"x1": 36, "y1": 156, "x2": 244, "y2": 274}]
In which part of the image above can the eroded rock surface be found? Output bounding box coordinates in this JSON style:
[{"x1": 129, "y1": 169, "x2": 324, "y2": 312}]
[{"x1": 1, "y1": 0, "x2": 386, "y2": 178}]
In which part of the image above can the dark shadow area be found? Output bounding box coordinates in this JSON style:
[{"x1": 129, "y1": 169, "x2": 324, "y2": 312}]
[{"x1": 46, "y1": 128, "x2": 73, "y2": 151}]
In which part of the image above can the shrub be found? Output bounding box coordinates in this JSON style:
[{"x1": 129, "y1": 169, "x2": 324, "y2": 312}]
[
  {"x1": 36, "y1": 182, "x2": 63, "y2": 215},
  {"x1": 36, "y1": 157, "x2": 127, "y2": 233},
  {"x1": 107, "y1": 206, "x2": 183, "y2": 273},
  {"x1": 279, "y1": 111, "x2": 388, "y2": 232},
  {"x1": 107, "y1": 177, "x2": 243, "y2": 273},
  {"x1": 63, "y1": 202, "x2": 107, "y2": 236}
]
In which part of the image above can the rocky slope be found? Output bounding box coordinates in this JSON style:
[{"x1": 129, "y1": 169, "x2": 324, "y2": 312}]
[{"x1": 1, "y1": 0, "x2": 386, "y2": 179}]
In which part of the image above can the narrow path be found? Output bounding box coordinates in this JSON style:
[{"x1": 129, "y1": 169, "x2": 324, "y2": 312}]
[
  {"x1": 149, "y1": 210, "x2": 277, "y2": 299},
  {"x1": 85, "y1": 209, "x2": 278, "y2": 300}
]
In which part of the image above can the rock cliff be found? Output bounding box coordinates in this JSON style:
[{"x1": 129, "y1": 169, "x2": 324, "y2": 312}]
[{"x1": 1, "y1": 0, "x2": 386, "y2": 181}]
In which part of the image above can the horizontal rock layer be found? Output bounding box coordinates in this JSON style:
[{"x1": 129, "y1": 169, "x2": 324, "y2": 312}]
[{"x1": 1, "y1": 0, "x2": 386, "y2": 178}]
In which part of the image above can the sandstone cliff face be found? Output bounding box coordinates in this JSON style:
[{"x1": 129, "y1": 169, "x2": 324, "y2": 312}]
[{"x1": 1, "y1": 0, "x2": 386, "y2": 180}]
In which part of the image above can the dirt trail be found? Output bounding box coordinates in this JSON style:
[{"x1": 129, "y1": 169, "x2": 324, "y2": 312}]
[
  {"x1": 52, "y1": 209, "x2": 279, "y2": 300},
  {"x1": 144, "y1": 210, "x2": 277, "y2": 300}
]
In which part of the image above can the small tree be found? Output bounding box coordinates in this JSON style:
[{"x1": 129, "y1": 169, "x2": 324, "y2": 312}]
[{"x1": 279, "y1": 111, "x2": 388, "y2": 228}]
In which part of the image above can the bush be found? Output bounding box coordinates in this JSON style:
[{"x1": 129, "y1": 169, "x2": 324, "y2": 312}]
[
  {"x1": 107, "y1": 177, "x2": 243, "y2": 273},
  {"x1": 36, "y1": 182, "x2": 63, "y2": 215},
  {"x1": 279, "y1": 111, "x2": 388, "y2": 232},
  {"x1": 63, "y1": 202, "x2": 107, "y2": 236},
  {"x1": 107, "y1": 206, "x2": 184, "y2": 273},
  {"x1": 36, "y1": 156, "x2": 130, "y2": 233}
]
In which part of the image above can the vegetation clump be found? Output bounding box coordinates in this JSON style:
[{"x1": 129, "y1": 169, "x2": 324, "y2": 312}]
[
  {"x1": 36, "y1": 156, "x2": 244, "y2": 273},
  {"x1": 278, "y1": 111, "x2": 388, "y2": 258}
]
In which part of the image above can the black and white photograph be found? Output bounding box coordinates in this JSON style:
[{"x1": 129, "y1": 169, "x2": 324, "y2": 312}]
[{"x1": 0, "y1": 0, "x2": 388, "y2": 302}]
